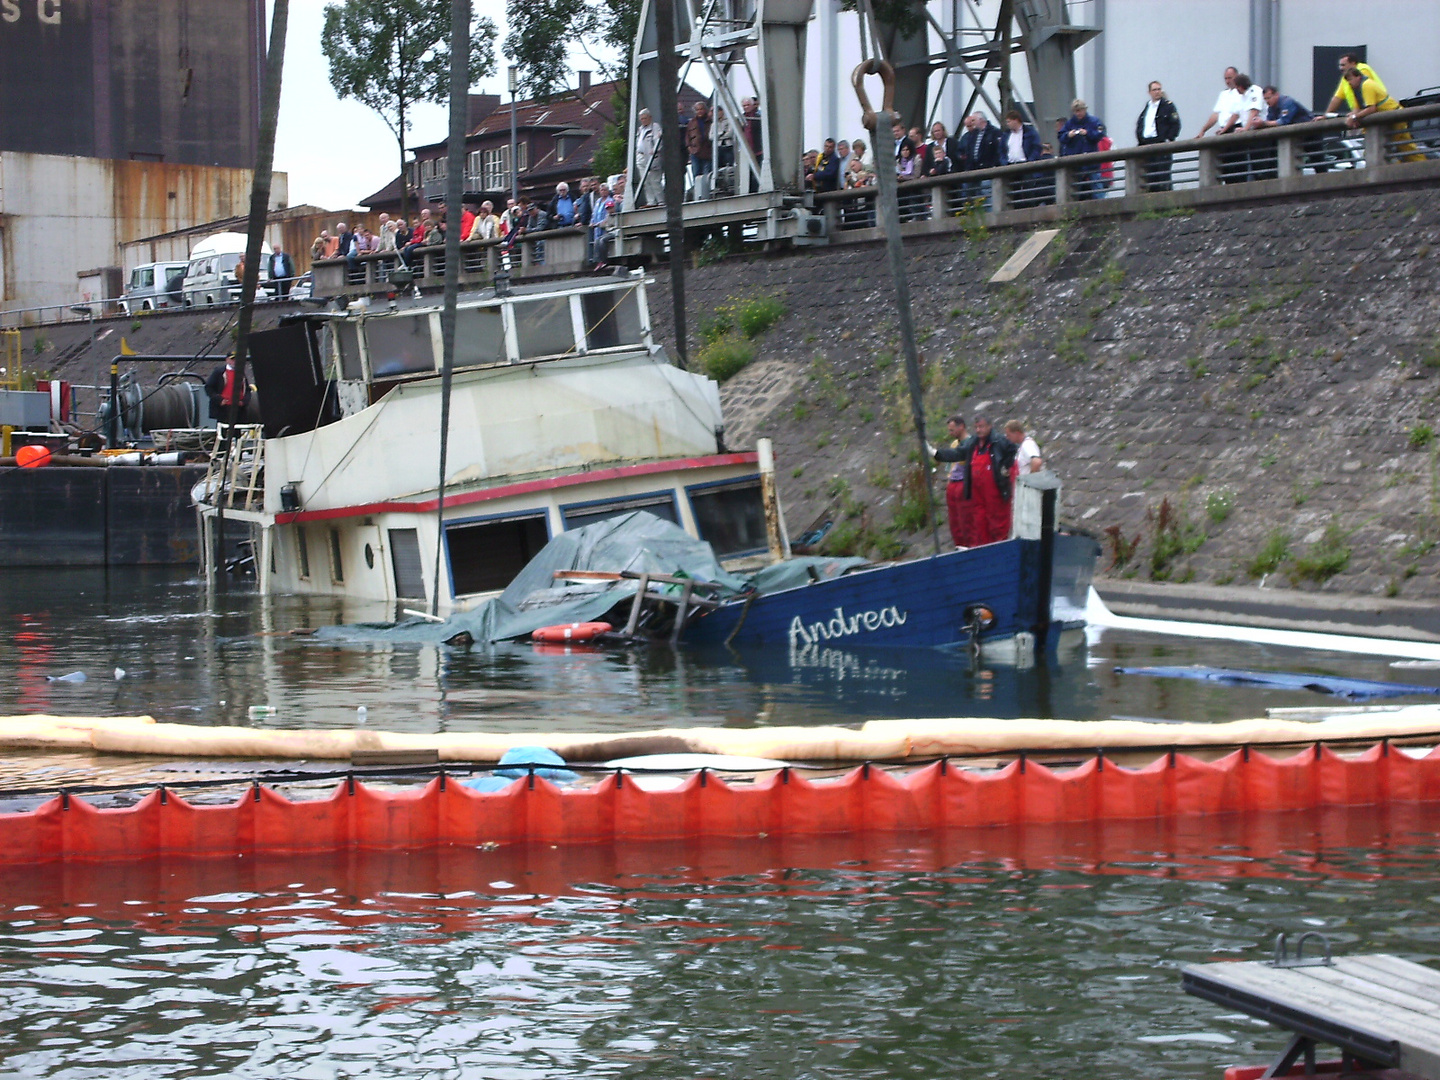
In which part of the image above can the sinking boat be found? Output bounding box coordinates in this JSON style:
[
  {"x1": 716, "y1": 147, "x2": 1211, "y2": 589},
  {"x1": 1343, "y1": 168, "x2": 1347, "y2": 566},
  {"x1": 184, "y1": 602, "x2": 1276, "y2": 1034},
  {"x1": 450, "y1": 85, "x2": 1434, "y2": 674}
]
[
  {"x1": 195, "y1": 271, "x2": 1097, "y2": 658},
  {"x1": 193, "y1": 273, "x2": 767, "y2": 607}
]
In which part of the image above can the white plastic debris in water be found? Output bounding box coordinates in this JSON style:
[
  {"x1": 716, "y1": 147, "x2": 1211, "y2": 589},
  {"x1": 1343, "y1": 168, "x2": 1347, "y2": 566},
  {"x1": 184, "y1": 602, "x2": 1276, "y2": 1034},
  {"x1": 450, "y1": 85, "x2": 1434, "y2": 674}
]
[
  {"x1": 247, "y1": 706, "x2": 277, "y2": 720},
  {"x1": 114, "y1": 668, "x2": 126, "y2": 680},
  {"x1": 356, "y1": 706, "x2": 368, "y2": 725},
  {"x1": 1085, "y1": 587, "x2": 1440, "y2": 661},
  {"x1": 46, "y1": 672, "x2": 87, "y2": 684}
]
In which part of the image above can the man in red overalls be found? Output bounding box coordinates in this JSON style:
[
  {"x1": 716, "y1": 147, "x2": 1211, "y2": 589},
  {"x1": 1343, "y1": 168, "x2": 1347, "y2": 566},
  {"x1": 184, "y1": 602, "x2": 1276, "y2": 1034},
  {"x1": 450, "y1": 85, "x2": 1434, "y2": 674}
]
[
  {"x1": 961, "y1": 416, "x2": 1017, "y2": 546},
  {"x1": 939, "y1": 415, "x2": 971, "y2": 548}
]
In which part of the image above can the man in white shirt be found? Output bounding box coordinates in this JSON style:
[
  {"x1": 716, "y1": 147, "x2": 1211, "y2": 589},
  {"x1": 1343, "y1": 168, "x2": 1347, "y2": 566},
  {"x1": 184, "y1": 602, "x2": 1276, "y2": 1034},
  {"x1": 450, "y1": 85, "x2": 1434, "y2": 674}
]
[
  {"x1": 1005, "y1": 420, "x2": 1043, "y2": 474},
  {"x1": 1196, "y1": 67, "x2": 1261, "y2": 184},
  {"x1": 1196, "y1": 67, "x2": 1244, "y2": 137},
  {"x1": 634, "y1": 108, "x2": 663, "y2": 206}
]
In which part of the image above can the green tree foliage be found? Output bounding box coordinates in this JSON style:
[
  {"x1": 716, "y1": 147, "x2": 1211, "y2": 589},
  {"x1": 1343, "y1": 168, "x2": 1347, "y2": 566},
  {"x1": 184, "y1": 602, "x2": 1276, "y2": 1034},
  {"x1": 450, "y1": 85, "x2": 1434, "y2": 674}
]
[
  {"x1": 504, "y1": 0, "x2": 641, "y2": 183},
  {"x1": 321, "y1": 0, "x2": 497, "y2": 219},
  {"x1": 504, "y1": 0, "x2": 641, "y2": 99}
]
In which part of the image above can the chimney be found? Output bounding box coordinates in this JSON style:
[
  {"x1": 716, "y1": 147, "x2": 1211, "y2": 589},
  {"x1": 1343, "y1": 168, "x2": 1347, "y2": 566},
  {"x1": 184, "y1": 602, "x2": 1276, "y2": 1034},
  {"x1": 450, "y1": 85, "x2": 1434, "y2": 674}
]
[{"x1": 578, "y1": 70, "x2": 591, "y2": 96}]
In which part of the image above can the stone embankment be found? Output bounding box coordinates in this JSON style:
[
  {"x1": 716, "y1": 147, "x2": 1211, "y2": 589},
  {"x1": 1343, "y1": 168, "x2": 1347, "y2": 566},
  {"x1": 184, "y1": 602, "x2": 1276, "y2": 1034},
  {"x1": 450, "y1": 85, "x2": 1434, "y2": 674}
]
[{"x1": 657, "y1": 184, "x2": 1440, "y2": 600}]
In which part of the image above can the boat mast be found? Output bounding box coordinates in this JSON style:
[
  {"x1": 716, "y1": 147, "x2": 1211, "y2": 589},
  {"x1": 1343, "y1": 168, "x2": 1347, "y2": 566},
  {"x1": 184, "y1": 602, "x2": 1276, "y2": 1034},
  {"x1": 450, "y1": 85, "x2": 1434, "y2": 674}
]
[{"x1": 430, "y1": 0, "x2": 470, "y2": 616}]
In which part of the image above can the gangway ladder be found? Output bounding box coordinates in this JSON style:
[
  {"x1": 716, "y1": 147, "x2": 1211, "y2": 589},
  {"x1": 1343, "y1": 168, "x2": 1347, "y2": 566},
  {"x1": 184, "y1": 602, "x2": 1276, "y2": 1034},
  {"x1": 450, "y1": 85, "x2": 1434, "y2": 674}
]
[{"x1": 202, "y1": 423, "x2": 266, "y2": 511}]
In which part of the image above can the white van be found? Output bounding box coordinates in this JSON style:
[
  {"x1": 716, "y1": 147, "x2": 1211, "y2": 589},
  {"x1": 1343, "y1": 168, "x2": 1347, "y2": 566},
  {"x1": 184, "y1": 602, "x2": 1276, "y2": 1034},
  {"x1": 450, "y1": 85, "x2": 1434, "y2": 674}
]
[
  {"x1": 183, "y1": 232, "x2": 272, "y2": 308},
  {"x1": 120, "y1": 261, "x2": 188, "y2": 314}
]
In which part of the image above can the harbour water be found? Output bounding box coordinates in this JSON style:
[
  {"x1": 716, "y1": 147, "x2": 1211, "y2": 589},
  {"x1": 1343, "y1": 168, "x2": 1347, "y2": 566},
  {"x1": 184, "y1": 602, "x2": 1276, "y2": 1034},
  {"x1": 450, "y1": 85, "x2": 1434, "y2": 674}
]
[
  {"x1": 3, "y1": 568, "x2": 1438, "y2": 733},
  {"x1": 4, "y1": 567, "x2": 1440, "y2": 1078}
]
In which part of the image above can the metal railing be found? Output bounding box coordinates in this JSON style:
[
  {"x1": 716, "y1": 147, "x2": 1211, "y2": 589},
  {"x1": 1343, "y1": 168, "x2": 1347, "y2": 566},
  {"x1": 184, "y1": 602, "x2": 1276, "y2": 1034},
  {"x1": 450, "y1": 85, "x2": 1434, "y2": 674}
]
[
  {"x1": 814, "y1": 101, "x2": 1440, "y2": 234},
  {"x1": 310, "y1": 226, "x2": 594, "y2": 299}
]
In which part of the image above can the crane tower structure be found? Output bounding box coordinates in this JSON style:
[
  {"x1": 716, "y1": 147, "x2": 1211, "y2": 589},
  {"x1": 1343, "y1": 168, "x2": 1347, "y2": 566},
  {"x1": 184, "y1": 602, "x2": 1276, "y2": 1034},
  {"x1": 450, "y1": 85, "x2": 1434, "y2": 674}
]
[{"x1": 613, "y1": 0, "x2": 1097, "y2": 253}]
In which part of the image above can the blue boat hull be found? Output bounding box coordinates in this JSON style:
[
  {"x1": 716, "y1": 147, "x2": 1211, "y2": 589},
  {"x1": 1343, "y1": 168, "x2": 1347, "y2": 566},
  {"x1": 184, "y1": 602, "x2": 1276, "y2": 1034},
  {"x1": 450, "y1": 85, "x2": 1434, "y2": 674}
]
[{"x1": 684, "y1": 533, "x2": 1099, "y2": 651}]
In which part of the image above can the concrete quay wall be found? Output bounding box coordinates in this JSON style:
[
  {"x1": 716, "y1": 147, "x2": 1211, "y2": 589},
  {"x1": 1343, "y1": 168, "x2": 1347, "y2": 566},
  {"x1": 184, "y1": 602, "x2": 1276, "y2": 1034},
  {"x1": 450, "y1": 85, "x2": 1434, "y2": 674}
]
[{"x1": 667, "y1": 183, "x2": 1440, "y2": 600}]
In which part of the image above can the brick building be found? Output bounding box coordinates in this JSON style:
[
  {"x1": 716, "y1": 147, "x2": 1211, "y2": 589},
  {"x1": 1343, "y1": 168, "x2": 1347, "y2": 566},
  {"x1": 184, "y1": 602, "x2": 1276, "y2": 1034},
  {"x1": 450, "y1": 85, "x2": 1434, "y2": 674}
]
[{"x1": 361, "y1": 74, "x2": 705, "y2": 214}]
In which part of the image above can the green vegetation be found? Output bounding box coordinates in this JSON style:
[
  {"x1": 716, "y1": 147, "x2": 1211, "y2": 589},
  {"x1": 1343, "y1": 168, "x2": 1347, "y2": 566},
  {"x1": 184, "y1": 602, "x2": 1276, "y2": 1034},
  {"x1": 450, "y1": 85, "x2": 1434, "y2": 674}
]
[
  {"x1": 322, "y1": 0, "x2": 497, "y2": 222},
  {"x1": 1135, "y1": 206, "x2": 1194, "y2": 221},
  {"x1": 1185, "y1": 357, "x2": 1208, "y2": 379},
  {"x1": 1409, "y1": 422, "x2": 1435, "y2": 450},
  {"x1": 31, "y1": 335, "x2": 49, "y2": 356},
  {"x1": 1148, "y1": 497, "x2": 1207, "y2": 581},
  {"x1": 1054, "y1": 322, "x2": 1088, "y2": 363},
  {"x1": 1205, "y1": 489, "x2": 1235, "y2": 523},
  {"x1": 1103, "y1": 524, "x2": 1141, "y2": 571},
  {"x1": 736, "y1": 295, "x2": 785, "y2": 338},
  {"x1": 697, "y1": 335, "x2": 753, "y2": 383},
  {"x1": 790, "y1": 401, "x2": 811, "y2": 422},
  {"x1": 1289, "y1": 523, "x2": 1352, "y2": 584},
  {"x1": 1212, "y1": 312, "x2": 1243, "y2": 330},
  {"x1": 1247, "y1": 530, "x2": 1291, "y2": 578}
]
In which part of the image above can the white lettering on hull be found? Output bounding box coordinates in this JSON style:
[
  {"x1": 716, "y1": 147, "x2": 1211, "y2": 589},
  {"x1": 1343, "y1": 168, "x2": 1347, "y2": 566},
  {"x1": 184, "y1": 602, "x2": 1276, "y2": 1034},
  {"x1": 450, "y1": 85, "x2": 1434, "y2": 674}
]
[{"x1": 787, "y1": 605, "x2": 908, "y2": 647}]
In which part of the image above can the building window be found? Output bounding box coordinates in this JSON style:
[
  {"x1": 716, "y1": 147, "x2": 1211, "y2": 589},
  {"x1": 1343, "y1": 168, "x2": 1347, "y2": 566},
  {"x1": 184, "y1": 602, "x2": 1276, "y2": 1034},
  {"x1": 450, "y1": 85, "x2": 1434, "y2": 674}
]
[
  {"x1": 482, "y1": 146, "x2": 510, "y2": 190},
  {"x1": 328, "y1": 528, "x2": 344, "y2": 583},
  {"x1": 295, "y1": 527, "x2": 310, "y2": 580}
]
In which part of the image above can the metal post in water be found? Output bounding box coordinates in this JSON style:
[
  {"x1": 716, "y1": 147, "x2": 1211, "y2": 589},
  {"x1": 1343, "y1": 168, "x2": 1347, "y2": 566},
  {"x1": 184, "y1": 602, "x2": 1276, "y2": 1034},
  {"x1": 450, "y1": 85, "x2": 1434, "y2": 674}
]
[
  {"x1": 429, "y1": 0, "x2": 470, "y2": 617},
  {"x1": 654, "y1": 0, "x2": 689, "y2": 369},
  {"x1": 852, "y1": 58, "x2": 941, "y2": 555},
  {"x1": 757, "y1": 438, "x2": 786, "y2": 562}
]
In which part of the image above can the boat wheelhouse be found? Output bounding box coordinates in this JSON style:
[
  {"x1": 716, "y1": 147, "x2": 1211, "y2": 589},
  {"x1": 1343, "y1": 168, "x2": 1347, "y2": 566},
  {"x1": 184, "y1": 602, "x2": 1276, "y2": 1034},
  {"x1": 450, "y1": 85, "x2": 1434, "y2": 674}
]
[{"x1": 194, "y1": 273, "x2": 768, "y2": 610}]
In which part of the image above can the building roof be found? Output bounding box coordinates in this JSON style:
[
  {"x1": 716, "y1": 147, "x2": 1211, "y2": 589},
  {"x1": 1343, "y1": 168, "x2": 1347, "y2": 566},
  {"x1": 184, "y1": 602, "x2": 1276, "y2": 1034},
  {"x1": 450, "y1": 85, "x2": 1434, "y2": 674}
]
[{"x1": 359, "y1": 77, "x2": 707, "y2": 208}]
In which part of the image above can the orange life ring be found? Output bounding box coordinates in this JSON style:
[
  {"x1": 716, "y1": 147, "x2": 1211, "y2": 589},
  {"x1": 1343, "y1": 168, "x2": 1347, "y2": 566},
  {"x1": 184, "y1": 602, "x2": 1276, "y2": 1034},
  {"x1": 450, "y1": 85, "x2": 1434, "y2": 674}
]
[{"x1": 531, "y1": 621, "x2": 612, "y2": 643}]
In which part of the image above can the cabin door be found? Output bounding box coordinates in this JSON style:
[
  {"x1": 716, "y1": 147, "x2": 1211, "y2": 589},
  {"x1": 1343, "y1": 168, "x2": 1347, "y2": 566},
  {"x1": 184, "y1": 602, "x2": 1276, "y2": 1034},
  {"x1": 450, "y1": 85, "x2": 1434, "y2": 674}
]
[{"x1": 356, "y1": 525, "x2": 391, "y2": 603}]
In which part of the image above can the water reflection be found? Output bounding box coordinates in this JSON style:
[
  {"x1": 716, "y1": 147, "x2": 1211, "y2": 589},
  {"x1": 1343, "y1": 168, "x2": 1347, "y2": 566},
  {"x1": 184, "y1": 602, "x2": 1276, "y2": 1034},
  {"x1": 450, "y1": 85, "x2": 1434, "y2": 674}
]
[
  {"x1": 1, "y1": 805, "x2": 1438, "y2": 1078},
  {"x1": 1, "y1": 568, "x2": 1438, "y2": 735}
]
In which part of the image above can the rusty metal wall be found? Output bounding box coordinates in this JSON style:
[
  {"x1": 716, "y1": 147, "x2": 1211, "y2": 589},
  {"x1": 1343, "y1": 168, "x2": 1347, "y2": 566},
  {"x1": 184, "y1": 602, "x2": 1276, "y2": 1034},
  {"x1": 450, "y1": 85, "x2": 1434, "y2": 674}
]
[
  {"x1": 0, "y1": 0, "x2": 263, "y2": 168},
  {"x1": 0, "y1": 152, "x2": 287, "y2": 314}
]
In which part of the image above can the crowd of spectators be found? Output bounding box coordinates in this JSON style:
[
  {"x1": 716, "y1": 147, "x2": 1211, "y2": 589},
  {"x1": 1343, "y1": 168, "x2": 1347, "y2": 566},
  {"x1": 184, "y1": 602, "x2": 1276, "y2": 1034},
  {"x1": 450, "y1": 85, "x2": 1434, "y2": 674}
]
[{"x1": 306, "y1": 55, "x2": 1420, "y2": 278}]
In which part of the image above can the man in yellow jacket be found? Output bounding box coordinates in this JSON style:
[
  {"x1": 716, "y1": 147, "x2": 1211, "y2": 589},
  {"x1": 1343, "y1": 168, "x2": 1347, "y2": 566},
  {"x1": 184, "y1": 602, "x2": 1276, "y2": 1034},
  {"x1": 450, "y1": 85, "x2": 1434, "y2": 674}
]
[{"x1": 1326, "y1": 54, "x2": 1384, "y2": 114}]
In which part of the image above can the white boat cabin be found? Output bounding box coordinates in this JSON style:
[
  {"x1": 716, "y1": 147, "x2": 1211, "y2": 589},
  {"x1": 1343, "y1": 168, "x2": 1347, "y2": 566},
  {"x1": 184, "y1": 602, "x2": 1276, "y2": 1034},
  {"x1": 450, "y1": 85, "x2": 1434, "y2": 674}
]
[{"x1": 197, "y1": 274, "x2": 767, "y2": 610}]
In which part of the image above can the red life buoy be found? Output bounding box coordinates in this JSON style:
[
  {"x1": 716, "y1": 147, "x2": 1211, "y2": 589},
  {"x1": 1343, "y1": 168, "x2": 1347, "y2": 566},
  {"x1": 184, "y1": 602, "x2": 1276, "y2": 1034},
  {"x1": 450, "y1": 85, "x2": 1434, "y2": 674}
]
[{"x1": 531, "y1": 621, "x2": 612, "y2": 643}]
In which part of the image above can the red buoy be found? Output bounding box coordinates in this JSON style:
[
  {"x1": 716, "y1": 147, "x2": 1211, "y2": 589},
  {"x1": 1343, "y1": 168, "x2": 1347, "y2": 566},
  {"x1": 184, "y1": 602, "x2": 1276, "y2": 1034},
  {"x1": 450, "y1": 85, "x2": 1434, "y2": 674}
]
[
  {"x1": 531, "y1": 622, "x2": 612, "y2": 643},
  {"x1": 15, "y1": 445, "x2": 51, "y2": 468}
]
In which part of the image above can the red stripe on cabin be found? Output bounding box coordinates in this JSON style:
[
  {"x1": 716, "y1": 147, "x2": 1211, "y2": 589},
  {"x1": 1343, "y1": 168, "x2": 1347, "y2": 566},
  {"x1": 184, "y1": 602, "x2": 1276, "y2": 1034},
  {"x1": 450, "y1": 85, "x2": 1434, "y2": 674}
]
[{"x1": 275, "y1": 453, "x2": 759, "y2": 525}]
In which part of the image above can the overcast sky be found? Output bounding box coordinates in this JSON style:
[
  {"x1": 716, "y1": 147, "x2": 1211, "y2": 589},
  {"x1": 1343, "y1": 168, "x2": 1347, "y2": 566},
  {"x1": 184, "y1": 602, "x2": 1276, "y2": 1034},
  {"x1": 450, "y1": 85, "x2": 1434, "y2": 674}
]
[{"x1": 272, "y1": 1, "x2": 610, "y2": 211}]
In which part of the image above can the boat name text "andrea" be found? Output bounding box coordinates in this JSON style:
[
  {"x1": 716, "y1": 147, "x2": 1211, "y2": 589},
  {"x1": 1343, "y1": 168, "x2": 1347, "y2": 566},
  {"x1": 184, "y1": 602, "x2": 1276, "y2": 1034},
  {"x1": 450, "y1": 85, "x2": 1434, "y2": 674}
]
[{"x1": 788, "y1": 606, "x2": 909, "y2": 647}]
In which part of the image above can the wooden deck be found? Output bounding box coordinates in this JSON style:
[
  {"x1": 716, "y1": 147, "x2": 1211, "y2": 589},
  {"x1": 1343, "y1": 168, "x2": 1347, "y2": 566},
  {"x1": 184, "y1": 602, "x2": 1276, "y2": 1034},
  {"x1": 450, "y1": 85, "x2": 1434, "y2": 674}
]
[{"x1": 1183, "y1": 954, "x2": 1440, "y2": 1078}]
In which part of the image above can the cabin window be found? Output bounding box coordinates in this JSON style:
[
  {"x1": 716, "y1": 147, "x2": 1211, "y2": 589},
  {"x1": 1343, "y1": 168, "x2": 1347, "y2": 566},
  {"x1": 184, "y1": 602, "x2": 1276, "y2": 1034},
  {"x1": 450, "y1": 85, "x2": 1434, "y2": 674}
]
[
  {"x1": 581, "y1": 288, "x2": 642, "y2": 350},
  {"x1": 446, "y1": 513, "x2": 549, "y2": 595},
  {"x1": 454, "y1": 306, "x2": 506, "y2": 367},
  {"x1": 366, "y1": 313, "x2": 435, "y2": 377},
  {"x1": 561, "y1": 491, "x2": 678, "y2": 531},
  {"x1": 329, "y1": 528, "x2": 344, "y2": 583},
  {"x1": 389, "y1": 528, "x2": 425, "y2": 599},
  {"x1": 688, "y1": 477, "x2": 767, "y2": 557},
  {"x1": 513, "y1": 296, "x2": 576, "y2": 360},
  {"x1": 334, "y1": 321, "x2": 363, "y2": 380},
  {"x1": 295, "y1": 527, "x2": 311, "y2": 580}
]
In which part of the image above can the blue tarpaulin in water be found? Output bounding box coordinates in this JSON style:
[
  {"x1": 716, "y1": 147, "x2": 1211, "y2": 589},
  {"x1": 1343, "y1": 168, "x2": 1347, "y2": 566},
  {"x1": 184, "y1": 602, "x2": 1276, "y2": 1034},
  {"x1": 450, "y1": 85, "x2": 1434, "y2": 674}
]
[{"x1": 1114, "y1": 665, "x2": 1440, "y2": 701}]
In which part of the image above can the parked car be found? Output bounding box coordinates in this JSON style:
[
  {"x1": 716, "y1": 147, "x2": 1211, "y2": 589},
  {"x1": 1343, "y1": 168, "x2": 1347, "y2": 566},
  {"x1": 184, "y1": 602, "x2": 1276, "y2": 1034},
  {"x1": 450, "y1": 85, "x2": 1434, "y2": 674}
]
[
  {"x1": 182, "y1": 232, "x2": 272, "y2": 308},
  {"x1": 288, "y1": 272, "x2": 313, "y2": 301},
  {"x1": 120, "y1": 262, "x2": 188, "y2": 314}
]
